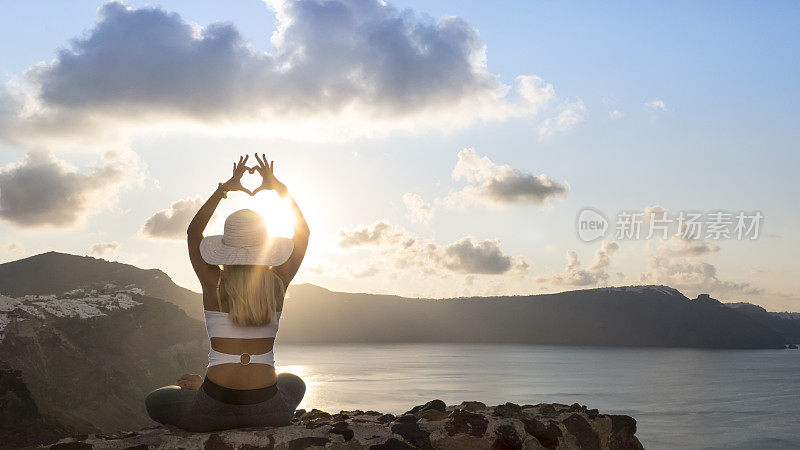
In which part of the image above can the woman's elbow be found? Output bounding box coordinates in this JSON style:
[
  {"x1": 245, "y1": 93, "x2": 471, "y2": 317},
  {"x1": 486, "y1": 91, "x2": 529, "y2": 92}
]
[
  {"x1": 187, "y1": 228, "x2": 203, "y2": 245},
  {"x1": 296, "y1": 222, "x2": 310, "y2": 237}
]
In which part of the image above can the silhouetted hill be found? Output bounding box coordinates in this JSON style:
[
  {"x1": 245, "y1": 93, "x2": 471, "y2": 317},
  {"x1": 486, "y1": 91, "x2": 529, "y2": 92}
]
[
  {"x1": 726, "y1": 302, "x2": 800, "y2": 344},
  {"x1": 0, "y1": 252, "x2": 789, "y2": 349},
  {"x1": 279, "y1": 285, "x2": 787, "y2": 348},
  {"x1": 0, "y1": 251, "x2": 203, "y2": 319}
]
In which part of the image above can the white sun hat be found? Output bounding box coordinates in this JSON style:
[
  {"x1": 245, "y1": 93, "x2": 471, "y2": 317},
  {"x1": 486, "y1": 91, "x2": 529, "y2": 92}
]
[{"x1": 200, "y1": 209, "x2": 293, "y2": 266}]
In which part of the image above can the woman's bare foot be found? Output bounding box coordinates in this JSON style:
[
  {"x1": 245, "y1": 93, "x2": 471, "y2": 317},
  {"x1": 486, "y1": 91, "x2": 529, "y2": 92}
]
[{"x1": 176, "y1": 374, "x2": 203, "y2": 390}]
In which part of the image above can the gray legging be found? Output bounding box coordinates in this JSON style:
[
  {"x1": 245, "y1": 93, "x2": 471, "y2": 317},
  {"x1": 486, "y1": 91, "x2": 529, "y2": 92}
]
[{"x1": 145, "y1": 373, "x2": 305, "y2": 432}]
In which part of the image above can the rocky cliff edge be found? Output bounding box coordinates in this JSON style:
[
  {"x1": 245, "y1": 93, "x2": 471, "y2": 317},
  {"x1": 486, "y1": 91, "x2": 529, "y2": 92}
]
[{"x1": 44, "y1": 400, "x2": 644, "y2": 449}]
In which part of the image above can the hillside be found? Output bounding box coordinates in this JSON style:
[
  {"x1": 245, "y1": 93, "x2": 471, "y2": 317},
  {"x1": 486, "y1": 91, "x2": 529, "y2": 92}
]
[
  {"x1": 279, "y1": 285, "x2": 788, "y2": 349},
  {"x1": 0, "y1": 251, "x2": 203, "y2": 320},
  {"x1": 0, "y1": 289, "x2": 208, "y2": 445},
  {"x1": 726, "y1": 302, "x2": 800, "y2": 344},
  {"x1": 0, "y1": 252, "x2": 791, "y2": 349}
]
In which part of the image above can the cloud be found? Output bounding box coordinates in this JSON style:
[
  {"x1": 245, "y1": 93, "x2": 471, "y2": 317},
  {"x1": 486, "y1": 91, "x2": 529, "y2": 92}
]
[
  {"x1": 658, "y1": 234, "x2": 720, "y2": 258},
  {"x1": 90, "y1": 241, "x2": 120, "y2": 257},
  {"x1": 639, "y1": 233, "x2": 759, "y2": 295},
  {"x1": 515, "y1": 75, "x2": 556, "y2": 112},
  {"x1": 337, "y1": 221, "x2": 417, "y2": 248},
  {"x1": 402, "y1": 192, "x2": 434, "y2": 223},
  {"x1": 0, "y1": 0, "x2": 565, "y2": 145},
  {"x1": 0, "y1": 150, "x2": 142, "y2": 228},
  {"x1": 538, "y1": 99, "x2": 587, "y2": 139},
  {"x1": 140, "y1": 196, "x2": 204, "y2": 240},
  {"x1": 448, "y1": 148, "x2": 568, "y2": 207},
  {"x1": 538, "y1": 241, "x2": 619, "y2": 287},
  {"x1": 337, "y1": 220, "x2": 527, "y2": 276},
  {"x1": 645, "y1": 99, "x2": 667, "y2": 112},
  {"x1": 609, "y1": 109, "x2": 624, "y2": 120},
  {"x1": 428, "y1": 237, "x2": 529, "y2": 275},
  {"x1": 640, "y1": 256, "x2": 761, "y2": 295},
  {"x1": 348, "y1": 262, "x2": 381, "y2": 278}
]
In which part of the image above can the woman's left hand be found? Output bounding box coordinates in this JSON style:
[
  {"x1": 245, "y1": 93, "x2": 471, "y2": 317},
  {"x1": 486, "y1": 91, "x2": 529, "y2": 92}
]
[
  {"x1": 176, "y1": 373, "x2": 203, "y2": 390},
  {"x1": 252, "y1": 153, "x2": 280, "y2": 195}
]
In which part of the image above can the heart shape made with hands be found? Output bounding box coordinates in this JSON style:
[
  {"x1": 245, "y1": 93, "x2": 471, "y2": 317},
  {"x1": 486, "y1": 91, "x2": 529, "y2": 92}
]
[{"x1": 239, "y1": 166, "x2": 265, "y2": 195}]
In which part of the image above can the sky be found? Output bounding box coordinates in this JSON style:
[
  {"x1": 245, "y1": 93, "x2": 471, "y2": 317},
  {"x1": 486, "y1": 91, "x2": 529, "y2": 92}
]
[{"x1": 0, "y1": 0, "x2": 798, "y2": 310}]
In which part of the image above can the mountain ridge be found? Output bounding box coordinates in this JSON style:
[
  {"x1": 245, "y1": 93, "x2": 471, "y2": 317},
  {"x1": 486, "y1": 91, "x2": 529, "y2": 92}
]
[
  {"x1": 0, "y1": 251, "x2": 204, "y2": 320},
  {"x1": 2, "y1": 252, "x2": 796, "y2": 348}
]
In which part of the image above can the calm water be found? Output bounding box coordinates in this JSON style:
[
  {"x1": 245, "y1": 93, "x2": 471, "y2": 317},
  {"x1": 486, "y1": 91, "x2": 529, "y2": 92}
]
[{"x1": 274, "y1": 344, "x2": 800, "y2": 450}]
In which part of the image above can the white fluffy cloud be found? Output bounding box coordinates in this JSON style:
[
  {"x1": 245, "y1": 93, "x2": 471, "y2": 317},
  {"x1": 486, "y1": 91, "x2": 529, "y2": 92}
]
[
  {"x1": 140, "y1": 196, "x2": 204, "y2": 240},
  {"x1": 645, "y1": 99, "x2": 667, "y2": 112},
  {"x1": 0, "y1": 0, "x2": 567, "y2": 145},
  {"x1": 639, "y1": 235, "x2": 759, "y2": 295},
  {"x1": 402, "y1": 192, "x2": 434, "y2": 223},
  {"x1": 538, "y1": 241, "x2": 619, "y2": 286},
  {"x1": 0, "y1": 150, "x2": 142, "y2": 228},
  {"x1": 448, "y1": 148, "x2": 568, "y2": 207},
  {"x1": 538, "y1": 99, "x2": 587, "y2": 139}
]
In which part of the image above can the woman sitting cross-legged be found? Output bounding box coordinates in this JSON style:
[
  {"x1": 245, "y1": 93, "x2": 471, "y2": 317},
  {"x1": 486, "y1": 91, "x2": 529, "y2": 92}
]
[{"x1": 145, "y1": 154, "x2": 310, "y2": 432}]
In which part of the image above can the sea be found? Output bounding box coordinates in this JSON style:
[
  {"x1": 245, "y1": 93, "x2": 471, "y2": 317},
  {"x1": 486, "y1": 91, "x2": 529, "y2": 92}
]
[{"x1": 275, "y1": 343, "x2": 800, "y2": 450}]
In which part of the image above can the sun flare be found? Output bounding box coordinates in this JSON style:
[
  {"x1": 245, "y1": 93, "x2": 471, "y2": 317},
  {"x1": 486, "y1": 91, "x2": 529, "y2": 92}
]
[{"x1": 206, "y1": 190, "x2": 296, "y2": 239}]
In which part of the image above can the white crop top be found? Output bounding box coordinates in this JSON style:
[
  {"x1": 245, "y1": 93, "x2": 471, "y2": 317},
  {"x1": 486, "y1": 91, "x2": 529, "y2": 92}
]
[
  {"x1": 204, "y1": 310, "x2": 280, "y2": 368},
  {"x1": 204, "y1": 277, "x2": 282, "y2": 368},
  {"x1": 204, "y1": 310, "x2": 281, "y2": 339}
]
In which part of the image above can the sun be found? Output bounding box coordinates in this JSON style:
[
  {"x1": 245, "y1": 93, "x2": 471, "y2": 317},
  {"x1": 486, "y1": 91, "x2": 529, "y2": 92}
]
[{"x1": 206, "y1": 190, "x2": 296, "y2": 238}]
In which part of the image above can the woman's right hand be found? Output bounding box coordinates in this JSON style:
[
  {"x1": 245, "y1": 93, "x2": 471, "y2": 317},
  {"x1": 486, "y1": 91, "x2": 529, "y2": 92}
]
[
  {"x1": 176, "y1": 373, "x2": 203, "y2": 390},
  {"x1": 220, "y1": 155, "x2": 251, "y2": 195}
]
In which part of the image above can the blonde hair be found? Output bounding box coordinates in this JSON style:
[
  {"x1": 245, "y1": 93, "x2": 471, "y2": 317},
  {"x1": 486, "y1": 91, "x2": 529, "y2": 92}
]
[{"x1": 219, "y1": 265, "x2": 285, "y2": 326}]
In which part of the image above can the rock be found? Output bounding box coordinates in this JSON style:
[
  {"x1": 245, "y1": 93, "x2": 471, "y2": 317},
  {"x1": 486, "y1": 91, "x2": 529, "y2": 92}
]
[
  {"x1": 406, "y1": 399, "x2": 446, "y2": 415},
  {"x1": 394, "y1": 414, "x2": 419, "y2": 423},
  {"x1": 390, "y1": 421, "x2": 432, "y2": 449},
  {"x1": 522, "y1": 418, "x2": 562, "y2": 449},
  {"x1": 416, "y1": 409, "x2": 450, "y2": 421},
  {"x1": 492, "y1": 424, "x2": 523, "y2": 449},
  {"x1": 445, "y1": 410, "x2": 489, "y2": 438},
  {"x1": 43, "y1": 401, "x2": 644, "y2": 449},
  {"x1": 459, "y1": 401, "x2": 487, "y2": 412},
  {"x1": 493, "y1": 402, "x2": 523, "y2": 419},
  {"x1": 329, "y1": 421, "x2": 354, "y2": 442},
  {"x1": 376, "y1": 414, "x2": 396, "y2": 424}
]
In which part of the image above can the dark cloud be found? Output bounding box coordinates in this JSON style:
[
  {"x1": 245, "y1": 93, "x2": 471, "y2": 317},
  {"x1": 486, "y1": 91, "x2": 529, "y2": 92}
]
[
  {"x1": 140, "y1": 196, "x2": 204, "y2": 240},
  {"x1": 0, "y1": 1, "x2": 552, "y2": 143},
  {"x1": 0, "y1": 151, "x2": 140, "y2": 228},
  {"x1": 429, "y1": 237, "x2": 527, "y2": 275},
  {"x1": 450, "y1": 148, "x2": 568, "y2": 206},
  {"x1": 338, "y1": 220, "x2": 527, "y2": 276},
  {"x1": 338, "y1": 221, "x2": 416, "y2": 248}
]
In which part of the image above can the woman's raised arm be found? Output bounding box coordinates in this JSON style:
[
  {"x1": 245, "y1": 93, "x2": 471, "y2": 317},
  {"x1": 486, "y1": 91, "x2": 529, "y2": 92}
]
[
  {"x1": 187, "y1": 155, "x2": 250, "y2": 287},
  {"x1": 252, "y1": 154, "x2": 309, "y2": 285}
]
